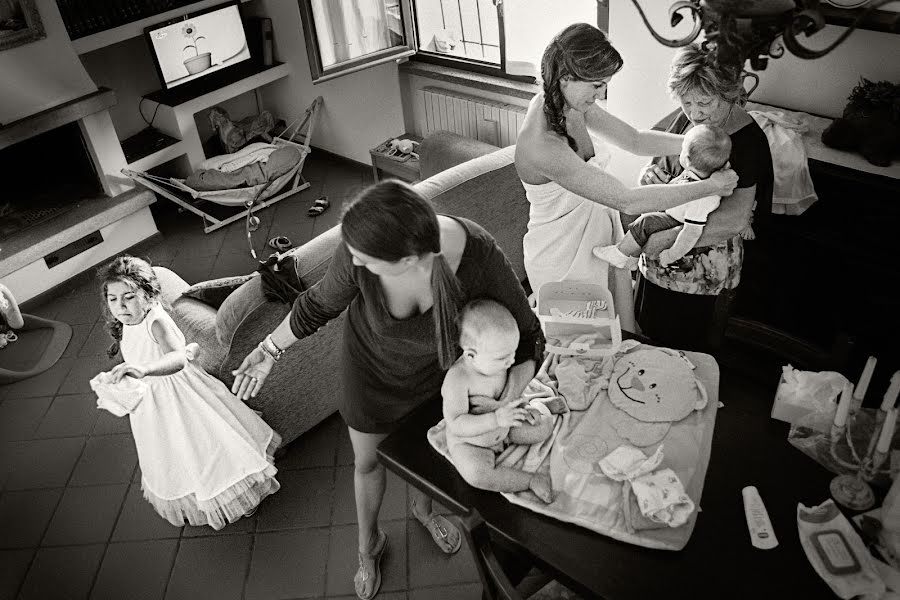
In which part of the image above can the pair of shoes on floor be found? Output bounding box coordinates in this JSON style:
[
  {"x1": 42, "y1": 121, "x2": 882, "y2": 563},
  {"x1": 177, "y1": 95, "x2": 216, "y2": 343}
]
[
  {"x1": 411, "y1": 502, "x2": 462, "y2": 554},
  {"x1": 354, "y1": 528, "x2": 387, "y2": 600},
  {"x1": 307, "y1": 195, "x2": 330, "y2": 217},
  {"x1": 268, "y1": 236, "x2": 293, "y2": 252}
]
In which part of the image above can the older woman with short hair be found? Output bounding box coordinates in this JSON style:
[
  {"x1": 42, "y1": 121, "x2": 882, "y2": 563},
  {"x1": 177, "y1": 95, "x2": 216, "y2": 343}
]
[{"x1": 634, "y1": 43, "x2": 774, "y2": 353}]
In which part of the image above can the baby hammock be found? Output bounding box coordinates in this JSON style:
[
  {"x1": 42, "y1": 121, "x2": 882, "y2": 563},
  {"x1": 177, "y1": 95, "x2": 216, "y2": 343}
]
[{"x1": 122, "y1": 96, "x2": 322, "y2": 235}]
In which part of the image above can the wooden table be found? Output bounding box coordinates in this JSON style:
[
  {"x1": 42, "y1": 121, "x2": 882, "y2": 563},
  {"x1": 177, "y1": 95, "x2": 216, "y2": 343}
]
[
  {"x1": 378, "y1": 349, "x2": 842, "y2": 599},
  {"x1": 370, "y1": 132, "x2": 423, "y2": 183}
]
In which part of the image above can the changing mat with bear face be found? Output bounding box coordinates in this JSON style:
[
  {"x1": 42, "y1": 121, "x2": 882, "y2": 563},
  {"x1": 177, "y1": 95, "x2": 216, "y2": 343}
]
[{"x1": 428, "y1": 341, "x2": 720, "y2": 551}]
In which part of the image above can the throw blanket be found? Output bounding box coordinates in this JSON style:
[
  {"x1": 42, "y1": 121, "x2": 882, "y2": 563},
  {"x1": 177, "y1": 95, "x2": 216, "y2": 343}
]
[{"x1": 428, "y1": 342, "x2": 720, "y2": 550}]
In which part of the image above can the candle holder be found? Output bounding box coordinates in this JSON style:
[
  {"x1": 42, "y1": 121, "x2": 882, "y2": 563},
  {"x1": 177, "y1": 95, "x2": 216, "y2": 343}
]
[{"x1": 828, "y1": 415, "x2": 892, "y2": 511}]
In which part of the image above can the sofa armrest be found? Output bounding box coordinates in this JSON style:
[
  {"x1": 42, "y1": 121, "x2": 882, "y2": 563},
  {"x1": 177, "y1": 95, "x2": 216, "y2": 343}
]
[{"x1": 419, "y1": 131, "x2": 501, "y2": 179}]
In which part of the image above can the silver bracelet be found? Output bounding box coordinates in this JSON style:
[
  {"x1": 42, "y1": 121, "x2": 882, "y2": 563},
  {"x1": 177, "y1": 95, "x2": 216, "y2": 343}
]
[{"x1": 261, "y1": 334, "x2": 285, "y2": 362}]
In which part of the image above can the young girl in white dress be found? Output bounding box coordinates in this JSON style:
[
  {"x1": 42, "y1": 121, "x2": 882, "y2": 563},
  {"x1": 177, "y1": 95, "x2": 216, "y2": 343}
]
[{"x1": 95, "y1": 256, "x2": 280, "y2": 530}]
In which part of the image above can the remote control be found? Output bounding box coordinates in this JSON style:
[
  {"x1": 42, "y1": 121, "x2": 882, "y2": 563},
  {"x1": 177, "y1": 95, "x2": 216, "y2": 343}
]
[{"x1": 743, "y1": 486, "x2": 778, "y2": 550}]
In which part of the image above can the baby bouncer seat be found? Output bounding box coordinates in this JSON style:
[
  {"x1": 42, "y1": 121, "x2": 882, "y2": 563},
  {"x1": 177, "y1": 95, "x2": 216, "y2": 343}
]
[{"x1": 123, "y1": 96, "x2": 322, "y2": 234}]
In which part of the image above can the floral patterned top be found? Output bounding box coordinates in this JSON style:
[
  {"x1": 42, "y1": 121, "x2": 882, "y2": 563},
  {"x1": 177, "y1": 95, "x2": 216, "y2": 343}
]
[{"x1": 638, "y1": 112, "x2": 773, "y2": 296}]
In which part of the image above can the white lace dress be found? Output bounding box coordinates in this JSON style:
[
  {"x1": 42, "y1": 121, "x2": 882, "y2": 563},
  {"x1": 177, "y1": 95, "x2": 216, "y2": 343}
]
[
  {"x1": 120, "y1": 303, "x2": 280, "y2": 530},
  {"x1": 521, "y1": 142, "x2": 625, "y2": 296}
]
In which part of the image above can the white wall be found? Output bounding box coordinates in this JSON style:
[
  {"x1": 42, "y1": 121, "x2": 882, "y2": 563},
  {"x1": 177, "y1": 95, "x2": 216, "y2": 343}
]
[
  {"x1": 0, "y1": 0, "x2": 96, "y2": 124},
  {"x1": 607, "y1": 3, "x2": 900, "y2": 185},
  {"x1": 247, "y1": 0, "x2": 405, "y2": 164}
]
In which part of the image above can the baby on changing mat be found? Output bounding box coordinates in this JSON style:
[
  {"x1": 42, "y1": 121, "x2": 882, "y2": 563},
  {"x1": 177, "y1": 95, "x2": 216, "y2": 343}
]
[
  {"x1": 442, "y1": 299, "x2": 555, "y2": 502},
  {"x1": 593, "y1": 124, "x2": 733, "y2": 270}
]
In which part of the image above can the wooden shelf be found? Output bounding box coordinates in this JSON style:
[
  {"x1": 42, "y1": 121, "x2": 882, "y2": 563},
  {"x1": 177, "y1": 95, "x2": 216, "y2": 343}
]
[
  {"x1": 71, "y1": 0, "x2": 252, "y2": 55},
  {"x1": 821, "y1": 4, "x2": 900, "y2": 34}
]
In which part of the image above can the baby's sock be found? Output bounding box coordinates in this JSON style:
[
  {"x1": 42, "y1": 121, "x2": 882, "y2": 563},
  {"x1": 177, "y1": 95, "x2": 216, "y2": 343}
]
[{"x1": 593, "y1": 246, "x2": 636, "y2": 270}]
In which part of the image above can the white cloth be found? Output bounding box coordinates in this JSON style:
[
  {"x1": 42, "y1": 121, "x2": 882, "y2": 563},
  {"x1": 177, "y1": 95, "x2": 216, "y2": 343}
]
[
  {"x1": 90, "y1": 371, "x2": 148, "y2": 417},
  {"x1": 121, "y1": 303, "x2": 279, "y2": 528},
  {"x1": 629, "y1": 468, "x2": 695, "y2": 528},
  {"x1": 748, "y1": 110, "x2": 818, "y2": 215},
  {"x1": 664, "y1": 171, "x2": 720, "y2": 225},
  {"x1": 598, "y1": 444, "x2": 665, "y2": 481},
  {"x1": 197, "y1": 142, "x2": 277, "y2": 172},
  {"x1": 521, "y1": 144, "x2": 624, "y2": 295}
]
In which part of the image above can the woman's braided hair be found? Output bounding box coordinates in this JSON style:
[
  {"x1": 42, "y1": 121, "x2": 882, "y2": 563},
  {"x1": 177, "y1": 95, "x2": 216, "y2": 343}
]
[
  {"x1": 98, "y1": 255, "x2": 162, "y2": 358},
  {"x1": 540, "y1": 23, "x2": 623, "y2": 152}
]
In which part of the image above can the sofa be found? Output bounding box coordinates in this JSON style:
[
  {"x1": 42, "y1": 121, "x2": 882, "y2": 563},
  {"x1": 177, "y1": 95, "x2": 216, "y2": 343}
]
[{"x1": 155, "y1": 131, "x2": 528, "y2": 446}]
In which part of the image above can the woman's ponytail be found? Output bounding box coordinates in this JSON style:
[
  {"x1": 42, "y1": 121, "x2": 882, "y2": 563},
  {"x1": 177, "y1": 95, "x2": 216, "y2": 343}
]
[
  {"x1": 106, "y1": 320, "x2": 123, "y2": 358},
  {"x1": 430, "y1": 254, "x2": 464, "y2": 369}
]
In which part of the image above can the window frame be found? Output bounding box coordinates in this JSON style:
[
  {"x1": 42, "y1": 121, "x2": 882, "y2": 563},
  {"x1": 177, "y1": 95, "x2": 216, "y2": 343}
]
[
  {"x1": 298, "y1": 0, "x2": 419, "y2": 84},
  {"x1": 408, "y1": 0, "x2": 537, "y2": 84}
]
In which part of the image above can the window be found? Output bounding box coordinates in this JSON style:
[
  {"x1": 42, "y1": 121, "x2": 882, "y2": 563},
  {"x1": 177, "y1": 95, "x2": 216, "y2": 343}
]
[
  {"x1": 299, "y1": 0, "x2": 417, "y2": 83},
  {"x1": 297, "y1": 0, "x2": 605, "y2": 84},
  {"x1": 413, "y1": 0, "x2": 602, "y2": 79}
]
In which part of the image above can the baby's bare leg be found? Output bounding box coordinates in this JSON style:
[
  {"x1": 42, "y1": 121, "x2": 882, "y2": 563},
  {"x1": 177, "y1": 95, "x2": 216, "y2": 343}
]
[
  {"x1": 449, "y1": 442, "x2": 553, "y2": 503},
  {"x1": 508, "y1": 415, "x2": 553, "y2": 446}
]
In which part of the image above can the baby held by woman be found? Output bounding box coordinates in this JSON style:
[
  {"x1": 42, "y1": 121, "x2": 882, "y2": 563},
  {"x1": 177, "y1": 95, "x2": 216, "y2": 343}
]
[
  {"x1": 442, "y1": 299, "x2": 554, "y2": 502},
  {"x1": 594, "y1": 124, "x2": 733, "y2": 270}
]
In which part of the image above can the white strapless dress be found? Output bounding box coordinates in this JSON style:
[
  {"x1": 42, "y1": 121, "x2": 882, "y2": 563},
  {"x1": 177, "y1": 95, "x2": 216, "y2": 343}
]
[{"x1": 521, "y1": 143, "x2": 624, "y2": 296}]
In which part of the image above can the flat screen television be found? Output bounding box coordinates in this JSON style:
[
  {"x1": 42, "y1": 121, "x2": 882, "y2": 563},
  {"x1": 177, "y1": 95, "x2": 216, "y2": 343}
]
[{"x1": 144, "y1": 0, "x2": 252, "y2": 91}]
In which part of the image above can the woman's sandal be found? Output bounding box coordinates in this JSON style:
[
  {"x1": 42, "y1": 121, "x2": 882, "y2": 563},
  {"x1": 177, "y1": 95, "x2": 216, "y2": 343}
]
[
  {"x1": 267, "y1": 236, "x2": 293, "y2": 252},
  {"x1": 411, "y1": 503, "x2": 461, "y2": 554},
  {"x1": 354, "y1": 528, "x2": 387, "y2": 600},
  {"x1": 307, "y1": 196, "x2": 330, "y2": 217}
]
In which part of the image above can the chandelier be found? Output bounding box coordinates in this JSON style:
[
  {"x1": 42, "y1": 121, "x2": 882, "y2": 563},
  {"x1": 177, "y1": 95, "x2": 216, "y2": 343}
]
[{"x1": 630, "y1": 0, "x2": 895, "y2": 73}]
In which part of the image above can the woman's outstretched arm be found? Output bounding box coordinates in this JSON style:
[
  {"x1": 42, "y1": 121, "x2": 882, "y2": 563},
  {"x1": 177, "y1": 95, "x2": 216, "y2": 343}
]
[
  {"x1": 584, "y1": 104, "x2": 684, "y2": 157},
  {"x1": 520, "y1": 132, "x2": 737, "y2": 215}
]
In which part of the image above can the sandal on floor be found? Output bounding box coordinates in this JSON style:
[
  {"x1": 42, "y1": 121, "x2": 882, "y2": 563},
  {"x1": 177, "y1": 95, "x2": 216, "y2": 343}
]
[
  {"x1": 267, "y1": 236, "x2": 293, "y2": 252},
  {"x1": 413, "y1": 511, "x2": 462, "y2": 555},
  {"x1": 307, "y1": 196, "x2": 330, "y2": 217},
  {"x1": 354, "y1": 528, "x2": 387, "y2": 600}
]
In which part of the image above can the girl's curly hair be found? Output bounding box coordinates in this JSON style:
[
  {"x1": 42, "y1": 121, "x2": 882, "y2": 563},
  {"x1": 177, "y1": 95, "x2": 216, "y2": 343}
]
[
  {"x1": 98, "y1": 255, "x2": 162, "y2": 358},
  {"x1": 540, "y1": 23, "x2": 623, "y2": 152}
]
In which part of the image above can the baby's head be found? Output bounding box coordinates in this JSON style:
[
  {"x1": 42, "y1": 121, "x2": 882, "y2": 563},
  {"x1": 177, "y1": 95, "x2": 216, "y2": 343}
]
[
  {"x1": 458, "y1": 299, "x2": 519, "y2": 376},
  {"x1": 679, "y1": 124, "x2": 731, "y2": 178},
  {"x1": 98, "y1": 255, "x2": 161, "y2": 356}
]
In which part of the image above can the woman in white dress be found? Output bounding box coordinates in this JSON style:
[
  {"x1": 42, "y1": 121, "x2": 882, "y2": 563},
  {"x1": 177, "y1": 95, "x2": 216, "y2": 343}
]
[{"x1": 515, "y1": 23, "x2": 738, "y2": 331}]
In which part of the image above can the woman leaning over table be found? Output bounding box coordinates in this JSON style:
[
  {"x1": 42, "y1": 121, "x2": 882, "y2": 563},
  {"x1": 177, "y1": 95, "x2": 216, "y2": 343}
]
[
  {"x1": 515, "y1": 23, "x2": 738, "y2": 331},
  {"x1": 231, "y1": 179, "x2": 544, "y2": 600},
  {"x1": 634, "y1": 44, "x2": 774, "y2": 352}
]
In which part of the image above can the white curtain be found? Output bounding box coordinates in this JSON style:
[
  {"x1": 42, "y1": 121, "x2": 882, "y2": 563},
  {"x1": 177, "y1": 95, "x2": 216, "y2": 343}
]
[
  {"x1": 312, "y1": 0, "x2": 393, "y2": 69},
  {"x1": 503, "y1": 0, "x2": 599, "y2": 78}
]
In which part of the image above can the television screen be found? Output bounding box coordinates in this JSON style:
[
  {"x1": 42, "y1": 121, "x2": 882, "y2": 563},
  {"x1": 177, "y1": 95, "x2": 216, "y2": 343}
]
[{"x1": 145, "y1": 1, "x2": 251, "y2": 90}]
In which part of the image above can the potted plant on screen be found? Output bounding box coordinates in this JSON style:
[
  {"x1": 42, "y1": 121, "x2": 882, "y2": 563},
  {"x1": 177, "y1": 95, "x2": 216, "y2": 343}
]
[{"x1": 182, "y1": 22, "x2": 211, "y2": 75}]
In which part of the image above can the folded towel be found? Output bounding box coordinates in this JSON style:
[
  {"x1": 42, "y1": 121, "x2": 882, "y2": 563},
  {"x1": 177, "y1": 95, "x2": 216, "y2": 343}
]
[
  {"x1": 90, "y1": 372, "x2": 147, "y2": 417},
  {"x1": 630, "y1": 468, "x2": 695, "y2": 528},
  {"x1": 598, "y1": 444, "x2": 665, "y2": 481}
]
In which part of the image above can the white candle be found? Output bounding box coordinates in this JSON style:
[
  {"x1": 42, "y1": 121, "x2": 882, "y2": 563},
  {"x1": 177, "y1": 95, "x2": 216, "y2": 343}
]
[
  {"x1": 857, "y1": 356, "x2": 877, "y2": 404},
  {"x1": 877, "y1": 407, "x2": 898, "y2": 454},
  {"x1": 834, "y1": 381, "x2": 853, "y2": 428},
  {"x1": 884, "y1": 372, "x2": 900, "y2": 413}
]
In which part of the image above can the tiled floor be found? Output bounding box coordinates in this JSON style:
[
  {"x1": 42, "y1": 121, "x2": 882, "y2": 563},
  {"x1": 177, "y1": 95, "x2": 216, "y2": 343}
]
[{"x1": 0, "y1": 153, "x2": 490, "y2": 600}]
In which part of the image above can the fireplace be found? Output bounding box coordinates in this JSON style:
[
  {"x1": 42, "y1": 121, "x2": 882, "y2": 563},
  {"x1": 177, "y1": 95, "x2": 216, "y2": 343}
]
[{"x1": 0, "y1": 122, "x2": 104, "y2": 243}]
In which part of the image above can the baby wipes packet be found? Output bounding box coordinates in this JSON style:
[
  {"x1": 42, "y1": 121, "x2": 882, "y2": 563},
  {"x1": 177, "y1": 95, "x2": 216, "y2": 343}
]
[{"x1": 772, "y1": 365, "x2": 850, "y2": 427}]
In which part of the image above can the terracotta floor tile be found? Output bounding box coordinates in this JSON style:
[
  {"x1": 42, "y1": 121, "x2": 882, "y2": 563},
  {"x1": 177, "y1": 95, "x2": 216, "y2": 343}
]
[
  {"x1": 164, "y1": 535, "x2": 252, "y2": 600},
  {"x1": 0, "y1": 489, "x2": 62, "y2": 549},
  {"x1": 4, "y1": 436, "x2": 85, "y2": 490},
  {"x1": 42, "y1": 483, "x2": 128, "y2": 546},
  {"x1": 0, "y1": 396, "x2": 53, "y2": 441},
  {"x1": 68, "y1": 434, "x2": 137, "y2": 486},
  {"x1": 244, "y1": 528, "x2": 330, "y2": 600},
  {"x1": 18, "y1": 544, "x2": 105, "y2": 600},
  {"x1": 33, "y1": 394, "x2": 99, "y2": 439},
  {"x1": 90, "y1": 539, "x2": 178, "y2": 600}
]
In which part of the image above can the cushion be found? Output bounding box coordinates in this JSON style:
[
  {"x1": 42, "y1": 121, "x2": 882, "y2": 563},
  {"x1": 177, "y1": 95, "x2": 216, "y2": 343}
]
[
  {"x1": 215, "y1": 274, "x2": 269, "y2": 346},
  {"x1": 182, "y1": 274, "x2": 255, "y2": 309}
]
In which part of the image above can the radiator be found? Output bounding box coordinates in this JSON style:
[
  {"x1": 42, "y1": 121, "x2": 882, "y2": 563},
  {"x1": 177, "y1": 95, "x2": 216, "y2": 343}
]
[{"x1": 416, "y1": 87, "x2": 527, "y2": 147}]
